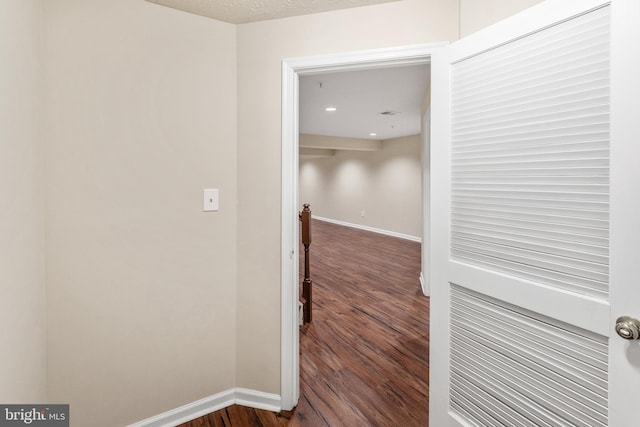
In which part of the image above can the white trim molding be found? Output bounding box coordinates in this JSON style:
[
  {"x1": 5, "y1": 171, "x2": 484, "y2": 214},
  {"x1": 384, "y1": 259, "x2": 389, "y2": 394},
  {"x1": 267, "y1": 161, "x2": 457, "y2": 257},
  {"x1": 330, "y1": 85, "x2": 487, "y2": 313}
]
[
  {"x1": 234, "y1": 388, "x2": 281, "y2": 412},
  {"x1": 281, "y1": 43, "x2": 446, "y2": 412},
  {"x1": 419, "y1": 272, "x2": 429, "y2": 297},
  {"x1": 313, "y1": 216, "x2": 421, "y2": 243},
  {"x1": 127, "y1": 388, "x2": 281, "y2": 427}
]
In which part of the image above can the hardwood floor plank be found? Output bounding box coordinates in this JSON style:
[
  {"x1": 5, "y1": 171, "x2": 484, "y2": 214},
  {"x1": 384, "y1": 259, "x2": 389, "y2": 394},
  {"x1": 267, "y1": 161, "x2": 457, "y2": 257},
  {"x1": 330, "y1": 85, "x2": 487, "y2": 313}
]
[{"x1": 178, "y1": 219, "x2": 430, "y2": 426}]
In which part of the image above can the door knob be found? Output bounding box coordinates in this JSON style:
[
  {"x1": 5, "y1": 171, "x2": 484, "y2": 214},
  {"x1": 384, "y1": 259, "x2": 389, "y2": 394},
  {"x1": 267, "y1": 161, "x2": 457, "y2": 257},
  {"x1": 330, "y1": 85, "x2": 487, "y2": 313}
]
[{"x1": 615, "y1": 316, "x2": 640, "y2": 340}]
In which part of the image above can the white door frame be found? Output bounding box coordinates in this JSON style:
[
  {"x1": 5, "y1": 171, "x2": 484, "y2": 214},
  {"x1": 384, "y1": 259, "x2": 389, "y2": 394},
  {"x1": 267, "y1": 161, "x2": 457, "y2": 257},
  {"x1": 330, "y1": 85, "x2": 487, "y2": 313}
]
[
  {"x1": 420, "y1": 107, "x2": 432, "y2": 297},
  {"x1": 280, "y1": 42, "x2": 446, "y2": 410}
]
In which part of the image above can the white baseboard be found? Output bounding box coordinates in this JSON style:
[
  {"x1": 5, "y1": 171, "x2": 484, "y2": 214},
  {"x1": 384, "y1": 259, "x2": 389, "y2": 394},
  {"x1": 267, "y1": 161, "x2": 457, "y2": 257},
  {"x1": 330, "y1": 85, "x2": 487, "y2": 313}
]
[
  {"x1": 128, "y1": 388, "x2": 281, "y2": 427},
  {"x1": 419, "y1": 272, "x2": 429, "y2": 297},
  {"x1": 235, "y1": 388, "x2": 281, "y2": 412},
  {"x1": 313, "y1": 216, "x2": 422, "y2": 243}
]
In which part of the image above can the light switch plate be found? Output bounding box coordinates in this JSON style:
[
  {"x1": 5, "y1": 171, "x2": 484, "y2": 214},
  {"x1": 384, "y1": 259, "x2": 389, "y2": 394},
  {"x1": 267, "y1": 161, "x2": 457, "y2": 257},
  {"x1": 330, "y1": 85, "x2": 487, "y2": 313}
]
[{"x1": 203, "y1": 189, "x2": 219, "y2": 212}]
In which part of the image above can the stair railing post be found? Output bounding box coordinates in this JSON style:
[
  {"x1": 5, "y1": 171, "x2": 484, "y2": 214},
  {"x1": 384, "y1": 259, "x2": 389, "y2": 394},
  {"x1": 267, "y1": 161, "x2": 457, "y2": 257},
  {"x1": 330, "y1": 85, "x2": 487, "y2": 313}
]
[{"x1": 299, "y1": 204, "x2": 312, "y2": 323}]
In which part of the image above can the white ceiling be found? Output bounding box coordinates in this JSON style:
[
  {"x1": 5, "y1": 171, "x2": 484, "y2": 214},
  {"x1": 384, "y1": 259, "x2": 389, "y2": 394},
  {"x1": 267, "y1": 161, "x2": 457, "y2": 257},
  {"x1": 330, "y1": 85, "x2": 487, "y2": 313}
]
[
  {"x1": 145, "y1": 0, "x2": 402, "y2": 24},
  {"x1": 300, "y1": 64, "x2": 430, "y2": 141}
]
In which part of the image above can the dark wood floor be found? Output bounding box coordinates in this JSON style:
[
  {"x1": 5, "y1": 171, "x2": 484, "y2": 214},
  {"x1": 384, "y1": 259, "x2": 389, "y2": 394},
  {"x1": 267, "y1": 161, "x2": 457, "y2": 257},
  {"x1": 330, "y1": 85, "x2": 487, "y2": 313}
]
[{"x1": 179, "y1": 220, "x2": 429, "y2": 426}]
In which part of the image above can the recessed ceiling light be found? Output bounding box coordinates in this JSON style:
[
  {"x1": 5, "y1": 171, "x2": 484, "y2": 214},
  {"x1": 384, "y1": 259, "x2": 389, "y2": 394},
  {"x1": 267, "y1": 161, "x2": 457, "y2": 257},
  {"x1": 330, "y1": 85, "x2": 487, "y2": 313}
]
[
  {"x1": 369, "y1": 133, "x2": 377, "y2": 136},
  {"x1": 325, "y1": 107, "x2": 337, "y2": 112}
]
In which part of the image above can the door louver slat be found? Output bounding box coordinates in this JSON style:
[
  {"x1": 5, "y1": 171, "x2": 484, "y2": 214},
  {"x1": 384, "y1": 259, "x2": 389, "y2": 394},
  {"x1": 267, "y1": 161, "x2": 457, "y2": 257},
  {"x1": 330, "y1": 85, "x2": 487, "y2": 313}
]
[
  {"x1": 450, "y1": 5, "x2": 610, "y2": 300},
  {"x1": 448, "y1": 5, "x2": 610, "y2": 426},
  {"x1": 450, "y1": 286, "x2": 608, "y2": 427}
]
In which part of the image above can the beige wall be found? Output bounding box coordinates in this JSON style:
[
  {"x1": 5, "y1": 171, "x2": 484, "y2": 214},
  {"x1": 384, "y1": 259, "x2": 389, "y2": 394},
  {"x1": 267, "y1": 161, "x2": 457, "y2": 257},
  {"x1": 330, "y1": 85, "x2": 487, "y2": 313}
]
[
  {"x1": 0, "y1": 0, "x2": 47, "y2": 403},
  {"x1": 43, "y1": 1, "x2": 237, "y2": 425},
  {"x1": 0, "y1": 0, "x2": 548, "y2": 422},
  {"x1": 460, "y1": 0, "x2": 544, "y2": 37},
  {"x1": 300, "y1": 135, "x2": 422, "y2": 238},
  {"x1": 236, "y1": 0, "x2": 459, "y2": 394}
]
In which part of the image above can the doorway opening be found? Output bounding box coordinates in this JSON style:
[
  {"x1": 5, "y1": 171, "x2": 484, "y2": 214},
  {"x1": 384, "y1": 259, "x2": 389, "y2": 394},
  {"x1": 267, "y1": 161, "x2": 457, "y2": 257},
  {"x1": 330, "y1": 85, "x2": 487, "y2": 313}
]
[
  {"x1": 281, "y1": 44, "x2": 445, "y2": 410},
  {"x1": 298, "y1": 64, "x2": 427, "y2": 243}
]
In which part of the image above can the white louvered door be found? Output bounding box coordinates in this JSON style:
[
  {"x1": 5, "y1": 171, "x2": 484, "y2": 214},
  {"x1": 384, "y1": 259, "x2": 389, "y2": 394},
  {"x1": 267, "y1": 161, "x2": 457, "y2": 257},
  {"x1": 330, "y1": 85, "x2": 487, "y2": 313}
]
[{"x1": 430, "y1": 1, "x2": 640, "y2": 426}]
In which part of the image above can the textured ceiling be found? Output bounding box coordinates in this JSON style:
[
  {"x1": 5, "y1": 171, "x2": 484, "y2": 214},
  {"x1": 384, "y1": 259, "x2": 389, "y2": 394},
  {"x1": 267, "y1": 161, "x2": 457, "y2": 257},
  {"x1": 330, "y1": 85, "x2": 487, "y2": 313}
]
[{"x1": 145, "y1": 0, "x2": 402, "y2": 24}]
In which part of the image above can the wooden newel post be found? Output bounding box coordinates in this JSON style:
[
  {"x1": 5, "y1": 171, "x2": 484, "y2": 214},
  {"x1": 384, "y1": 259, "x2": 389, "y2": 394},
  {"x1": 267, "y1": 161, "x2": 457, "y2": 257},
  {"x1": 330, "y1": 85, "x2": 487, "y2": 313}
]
[{"x1": 300, "y1": 204, "x2": 312, "y2": 324}]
